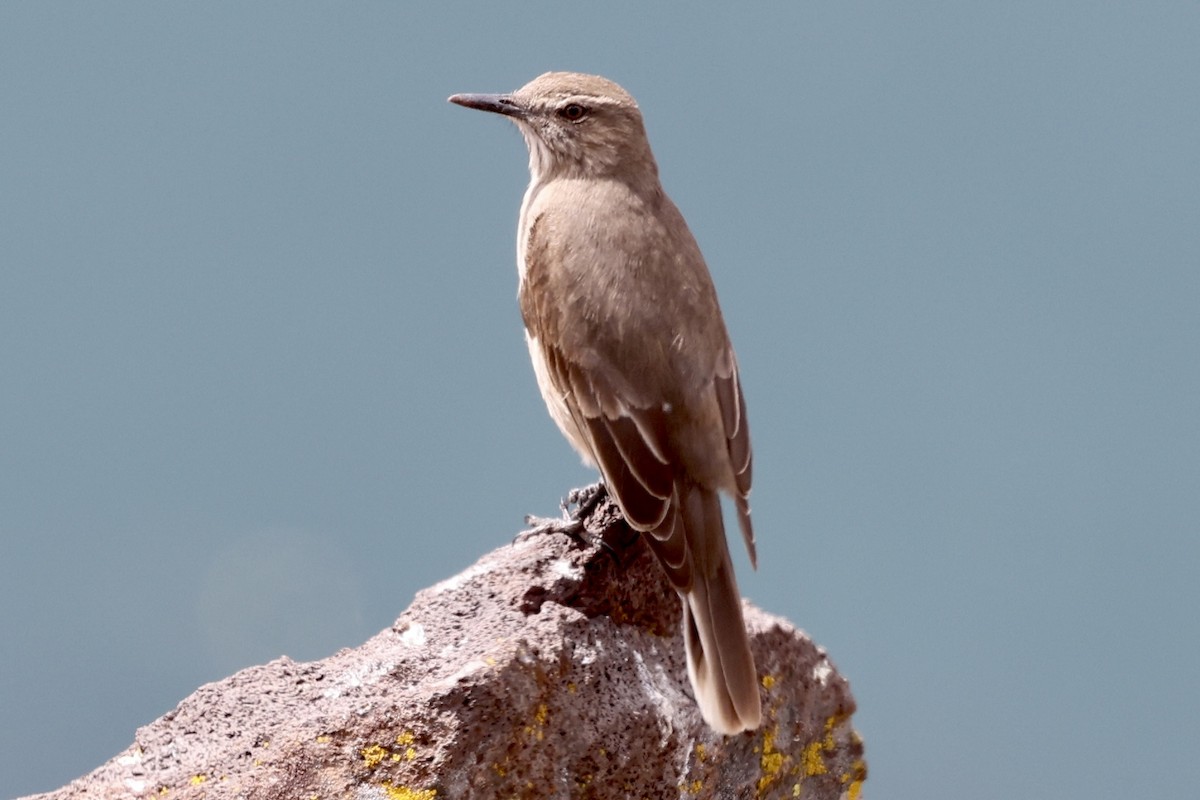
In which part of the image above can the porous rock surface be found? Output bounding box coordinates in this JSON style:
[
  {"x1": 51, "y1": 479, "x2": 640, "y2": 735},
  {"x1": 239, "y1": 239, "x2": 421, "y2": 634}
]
[{"x1": 21, "y1": 501, "x2": 866, "y2": 800}]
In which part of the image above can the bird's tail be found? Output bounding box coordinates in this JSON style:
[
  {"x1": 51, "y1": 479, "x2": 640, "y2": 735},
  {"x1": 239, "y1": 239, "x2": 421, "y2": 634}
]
[{"x1": 678, "y1": 483, "x2": 762, "y2": 734}]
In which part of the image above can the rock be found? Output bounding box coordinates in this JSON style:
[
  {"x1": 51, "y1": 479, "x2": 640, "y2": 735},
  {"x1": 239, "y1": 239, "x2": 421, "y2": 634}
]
[{"x1": 20, "y1": 502, "x2": 866, "y2": 800}]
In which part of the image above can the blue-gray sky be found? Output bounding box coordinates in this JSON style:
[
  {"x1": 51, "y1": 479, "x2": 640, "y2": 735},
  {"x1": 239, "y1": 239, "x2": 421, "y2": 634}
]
[{"x1": 2, "y1": 3, "x2": 1197, "y2": 798}]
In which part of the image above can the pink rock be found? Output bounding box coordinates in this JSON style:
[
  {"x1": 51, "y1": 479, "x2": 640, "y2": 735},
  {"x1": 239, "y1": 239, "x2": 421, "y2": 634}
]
[{"x1": 20, "y1": 507, "x2": 866, "y2": 800}]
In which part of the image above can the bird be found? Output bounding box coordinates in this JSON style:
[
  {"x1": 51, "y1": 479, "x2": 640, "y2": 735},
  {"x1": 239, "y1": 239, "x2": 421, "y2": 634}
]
[{"x1": 448, "y1": 72, "x2": 761, "y2": 734}]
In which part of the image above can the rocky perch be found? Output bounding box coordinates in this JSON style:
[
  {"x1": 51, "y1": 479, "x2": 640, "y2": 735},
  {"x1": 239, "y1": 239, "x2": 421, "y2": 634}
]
[{"x1": 21, "y1": 499, "x2": 866, "y2": 799}]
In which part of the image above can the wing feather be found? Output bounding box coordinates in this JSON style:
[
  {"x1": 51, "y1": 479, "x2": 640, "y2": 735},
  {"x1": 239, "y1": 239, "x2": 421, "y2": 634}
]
[{"x1": 713, "y1": 351, "x2": 755, "y2": 565}]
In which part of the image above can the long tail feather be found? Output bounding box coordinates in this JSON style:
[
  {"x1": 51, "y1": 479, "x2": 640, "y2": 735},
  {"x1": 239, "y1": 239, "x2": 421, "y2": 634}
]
[{"x1": 678, "y1": 484, "x2": 761, "y2": 733}]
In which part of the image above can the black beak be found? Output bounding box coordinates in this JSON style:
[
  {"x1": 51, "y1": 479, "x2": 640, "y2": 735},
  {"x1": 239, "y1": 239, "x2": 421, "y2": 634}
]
[{"x1": 448, "y1": 92, "x2": 525, "y2": 118}]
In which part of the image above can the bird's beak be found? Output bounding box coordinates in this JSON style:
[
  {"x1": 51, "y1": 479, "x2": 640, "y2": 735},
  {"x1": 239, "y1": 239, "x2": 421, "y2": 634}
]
[{"x1": 447, "y1": 92, "x2": 525, "y2": 118}]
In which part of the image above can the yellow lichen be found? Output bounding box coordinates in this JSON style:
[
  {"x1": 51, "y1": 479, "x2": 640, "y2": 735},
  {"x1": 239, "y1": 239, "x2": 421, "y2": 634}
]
[
  {"x1": 840, "y1": 757, "x2": 867, "y2": 800},
  {"x1": 315, "y1": 735, "x2": 331, "y2": 744},
  {"x1": 189, "y1": 774, "x2": 207, "y2": 785},
  {"x1": 796, "y1": 712, "x2": 848, "y2": 781},
  {"x1": 801, "y1": 741, "x2": 827, "y2": 776},
  {"x1": 396, "y1": 731, "x2": 414, "y2": 745},
  {"x1": 823, "y1": 716, "x2": 839, "y2": 750},
  {"x1": 525, "y1": 702, "x2": 549, "y2": 741},
  {"x1": 361, "y1": 744, "x2": 388, "y2": 769},
  {"x1": 382, "y1": 783, "x2": 436, "y2": 800},
  {"x1": 695, "y1": 742, "x2": 707, "y2": 762},
  {"x1": 761, "y1": 674, "x2": 776, "y2": 690},
  {"x1": 757, "y1": 726, "x2": 789, "y2": 795}
]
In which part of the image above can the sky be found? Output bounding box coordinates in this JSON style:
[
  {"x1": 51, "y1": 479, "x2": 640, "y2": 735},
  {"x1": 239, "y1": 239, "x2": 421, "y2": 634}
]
[{"x1": 2, "y1": 3, "x2": 1197, "y2": 798}]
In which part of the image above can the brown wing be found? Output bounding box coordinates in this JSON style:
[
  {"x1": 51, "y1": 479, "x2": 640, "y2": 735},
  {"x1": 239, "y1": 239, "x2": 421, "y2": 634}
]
[
  {"x1": 546, "y1": 340, "x2": 693, "y2": 586},
  {"x1": 714, "y1": 347, "x2": 756, "y2": 567}
]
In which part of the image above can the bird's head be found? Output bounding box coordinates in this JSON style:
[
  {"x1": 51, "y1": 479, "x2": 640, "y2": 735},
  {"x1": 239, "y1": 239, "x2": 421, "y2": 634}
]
[{"x1": 450, "y1": 72, "x2": 658, "y2": 185}]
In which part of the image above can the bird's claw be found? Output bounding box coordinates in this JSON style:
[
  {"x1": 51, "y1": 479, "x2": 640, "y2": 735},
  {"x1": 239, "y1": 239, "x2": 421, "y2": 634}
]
[
  {"x1": 515, "y1": 482, "x2": 609, "y2": 546},
  {"x1": 562, "y1": 482, "x2": 608, "y2": 520},
  {"x1": 515, "y1": 513, "x2": 587, "y2": 545}
]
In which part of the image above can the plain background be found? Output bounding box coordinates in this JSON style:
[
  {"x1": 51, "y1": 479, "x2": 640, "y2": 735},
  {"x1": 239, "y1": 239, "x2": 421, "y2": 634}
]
[{"x1": 2, "y1": 3, "x2": 1197, "y2": 798}]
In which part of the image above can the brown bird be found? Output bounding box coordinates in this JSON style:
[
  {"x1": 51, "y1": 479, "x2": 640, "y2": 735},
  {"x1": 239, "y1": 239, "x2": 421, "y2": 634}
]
[{"x1": 449, "y1": 72, "x2": 761, "y2": 734}]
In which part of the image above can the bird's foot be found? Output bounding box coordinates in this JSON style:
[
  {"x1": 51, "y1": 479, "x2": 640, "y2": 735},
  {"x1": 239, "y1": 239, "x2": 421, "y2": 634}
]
[
  {"x1": 562, "y1": 481, "x2": 608, "y2": 520},
  {"x1": 516, "y1": 482, "x2": 609, "y2": 546}
]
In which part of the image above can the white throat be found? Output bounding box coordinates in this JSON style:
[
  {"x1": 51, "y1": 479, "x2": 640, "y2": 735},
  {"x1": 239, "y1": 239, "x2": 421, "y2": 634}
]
[{"x1": 515, "y1": 127, "x2": 553, "y2": 286}]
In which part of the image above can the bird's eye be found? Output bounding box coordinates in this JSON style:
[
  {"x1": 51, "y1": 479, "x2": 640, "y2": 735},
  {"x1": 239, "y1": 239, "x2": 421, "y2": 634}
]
[{"x1": 558, "y1": 103, "x2": 589, "y2": 122}]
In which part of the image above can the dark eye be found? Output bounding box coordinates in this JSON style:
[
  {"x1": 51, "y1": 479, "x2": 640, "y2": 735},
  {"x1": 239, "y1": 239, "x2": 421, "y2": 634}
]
[{"x1": 558, "y1": 103, "x2": 589, "y2": 122}]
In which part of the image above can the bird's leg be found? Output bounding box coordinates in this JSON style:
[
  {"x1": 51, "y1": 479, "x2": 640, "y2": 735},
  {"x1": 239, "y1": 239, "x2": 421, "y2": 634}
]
[{"x1": 516, "y1": 481, "x2": 609, "y2": 545}]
